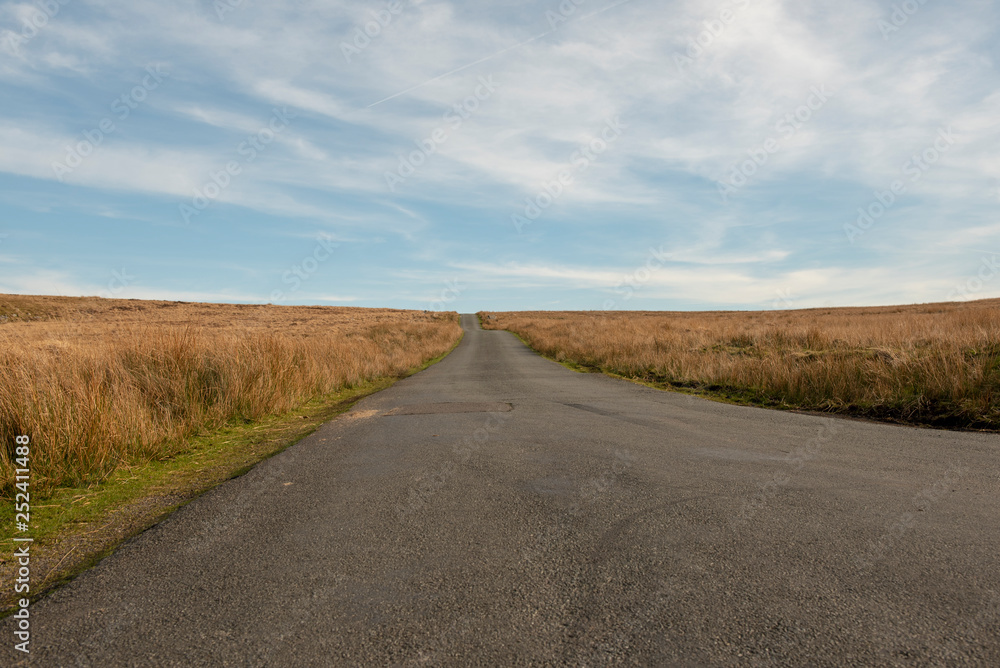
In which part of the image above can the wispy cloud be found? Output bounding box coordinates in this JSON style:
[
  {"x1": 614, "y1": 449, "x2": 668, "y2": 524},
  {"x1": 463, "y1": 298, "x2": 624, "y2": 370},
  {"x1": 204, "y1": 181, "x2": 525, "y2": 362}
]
[{"x1": 0, "y1": 0, "x2": 997, "y2": 309}]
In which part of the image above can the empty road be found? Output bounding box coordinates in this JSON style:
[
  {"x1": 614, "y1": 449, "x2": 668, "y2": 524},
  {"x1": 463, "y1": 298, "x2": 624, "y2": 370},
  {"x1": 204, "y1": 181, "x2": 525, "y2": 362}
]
[{"x1": 6, "y1": 314, "x2": 1000, "y2": 666}]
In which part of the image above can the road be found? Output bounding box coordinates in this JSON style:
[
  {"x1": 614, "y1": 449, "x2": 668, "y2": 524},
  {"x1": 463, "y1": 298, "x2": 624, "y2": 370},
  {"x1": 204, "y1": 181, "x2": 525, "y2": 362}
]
[{"x1": 6, "y1": 314, "x2": 1000, "y2": 666}]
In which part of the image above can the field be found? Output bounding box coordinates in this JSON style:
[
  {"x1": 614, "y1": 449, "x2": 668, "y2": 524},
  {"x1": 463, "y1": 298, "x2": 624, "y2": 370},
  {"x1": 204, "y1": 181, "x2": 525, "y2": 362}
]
[
  {"x1": 0, "y1": 295, "x2": 462, "y2": 496},
  {"x1": 480, "y1": 299, "x2": 1000, "y2": 430}
]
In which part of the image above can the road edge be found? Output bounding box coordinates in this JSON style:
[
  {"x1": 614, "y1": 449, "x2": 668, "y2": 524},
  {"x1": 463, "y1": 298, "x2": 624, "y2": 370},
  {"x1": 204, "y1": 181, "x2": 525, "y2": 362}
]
[
  {"x1": 488, "y1": 320, "x2": 1000, "y2": 434},
  {"x1": 0, "y1": 329, "x2": 465, "y2": 617}
]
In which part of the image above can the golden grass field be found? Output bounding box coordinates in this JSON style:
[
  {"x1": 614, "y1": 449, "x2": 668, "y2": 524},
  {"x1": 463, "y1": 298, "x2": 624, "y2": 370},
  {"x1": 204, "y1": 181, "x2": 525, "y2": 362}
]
[
  {"x1": 0, "y1": 295, "x2": 462, "y2": 496},
  {"x1": 480, "y1": 299, "x2": 1000, "y2": 430}
]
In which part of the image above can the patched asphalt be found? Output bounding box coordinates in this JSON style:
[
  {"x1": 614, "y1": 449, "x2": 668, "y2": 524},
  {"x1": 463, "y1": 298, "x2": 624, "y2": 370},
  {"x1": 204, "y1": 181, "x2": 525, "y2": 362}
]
[{"x1": 5, "y1": 314, "x2": 999, "y2": 666}]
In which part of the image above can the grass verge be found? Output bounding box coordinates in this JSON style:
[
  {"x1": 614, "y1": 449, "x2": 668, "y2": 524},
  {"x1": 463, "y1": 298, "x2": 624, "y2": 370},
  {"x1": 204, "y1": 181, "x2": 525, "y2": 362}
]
[
  {"x1": 0, "y1": 336, "x2": 459, "y2": 616},
  {"x1": 485, "y1": 308, "x2": 1000, "y2": 432}
]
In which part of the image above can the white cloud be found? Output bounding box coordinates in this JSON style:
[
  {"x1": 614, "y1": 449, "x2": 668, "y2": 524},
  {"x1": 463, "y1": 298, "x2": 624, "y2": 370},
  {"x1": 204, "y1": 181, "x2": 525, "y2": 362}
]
[{"x1": 0, "y1": 0, "x2": 998, "y2": 307}]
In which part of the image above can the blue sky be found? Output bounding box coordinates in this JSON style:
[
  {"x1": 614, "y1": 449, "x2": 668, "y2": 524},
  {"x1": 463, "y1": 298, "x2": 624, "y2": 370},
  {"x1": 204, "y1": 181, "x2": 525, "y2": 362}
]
[{"x1": 1, "y1": 0, "x2": 998, "y2": 312}]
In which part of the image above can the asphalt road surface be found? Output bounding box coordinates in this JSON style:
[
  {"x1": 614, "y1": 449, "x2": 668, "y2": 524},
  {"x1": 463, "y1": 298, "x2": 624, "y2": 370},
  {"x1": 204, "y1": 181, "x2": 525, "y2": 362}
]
[{"x1": 6, "y1": 314, "x2": 1000, "y2": 666}]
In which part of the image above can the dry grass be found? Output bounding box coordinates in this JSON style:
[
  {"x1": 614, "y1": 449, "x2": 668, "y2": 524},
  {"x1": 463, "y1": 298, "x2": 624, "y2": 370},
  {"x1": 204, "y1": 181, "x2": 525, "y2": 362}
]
[
  {"x1": 480, "y1": 299, "x2": 1000, "y2": 430},
  {"x1": 0, "y1": 295, "x2": 462, "y2": 495}
]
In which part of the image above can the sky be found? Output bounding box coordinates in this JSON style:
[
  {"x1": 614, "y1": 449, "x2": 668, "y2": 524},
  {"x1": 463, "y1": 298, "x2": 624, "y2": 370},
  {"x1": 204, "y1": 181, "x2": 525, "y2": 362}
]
[{"x1": 1, "y1": 0, "x2": 998, "y2": 312}]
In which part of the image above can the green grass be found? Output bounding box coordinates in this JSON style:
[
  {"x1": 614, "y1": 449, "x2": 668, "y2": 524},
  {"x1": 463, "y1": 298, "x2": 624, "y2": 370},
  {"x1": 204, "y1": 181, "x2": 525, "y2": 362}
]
[{"x1": 0, "y1": 335, "x2": 460, "y2": 616}]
